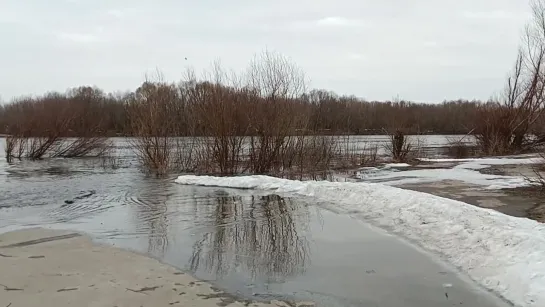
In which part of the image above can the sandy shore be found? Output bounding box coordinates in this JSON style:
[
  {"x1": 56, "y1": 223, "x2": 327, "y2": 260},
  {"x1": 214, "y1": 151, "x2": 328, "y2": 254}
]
[{"x1": 0, "y1": 228, "x2": 312, "y2": 307}]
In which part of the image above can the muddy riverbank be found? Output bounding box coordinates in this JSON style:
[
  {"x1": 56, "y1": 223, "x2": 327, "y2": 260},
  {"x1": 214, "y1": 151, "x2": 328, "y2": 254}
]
[
  {"x1": 352, "y1": 156, "x2": 545, "y2": 223},
  {"x1": 398, "y1": 163, "x2": 545, "y2": 222}
]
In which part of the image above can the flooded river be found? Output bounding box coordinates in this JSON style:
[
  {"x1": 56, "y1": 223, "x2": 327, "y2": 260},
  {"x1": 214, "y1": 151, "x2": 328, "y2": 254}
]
[{"x1": 0, "y1": 137, "x2": 508, "y2": 307}]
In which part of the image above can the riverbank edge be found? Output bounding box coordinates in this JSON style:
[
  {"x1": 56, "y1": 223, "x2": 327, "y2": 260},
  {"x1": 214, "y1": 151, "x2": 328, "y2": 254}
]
[{"x1": 0, "y1": 227, "x2": 310, "y2": 307}]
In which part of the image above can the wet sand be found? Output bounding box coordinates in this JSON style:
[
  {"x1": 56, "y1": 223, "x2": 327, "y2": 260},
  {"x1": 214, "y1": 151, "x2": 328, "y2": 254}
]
[{"x1": 0, "y1": 228, "x2": 306, "y2": 307}]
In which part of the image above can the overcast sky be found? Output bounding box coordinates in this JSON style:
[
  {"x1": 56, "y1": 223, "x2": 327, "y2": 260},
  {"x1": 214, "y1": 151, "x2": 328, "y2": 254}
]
[{"x1": 0, "y1": 0, "x2": 532, "y2": 102}]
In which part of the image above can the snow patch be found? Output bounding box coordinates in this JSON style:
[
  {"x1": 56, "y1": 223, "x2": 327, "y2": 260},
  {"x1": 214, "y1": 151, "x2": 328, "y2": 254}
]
[
  {"x1": 355, "y1": 167, "x2": 383, "y2": 179},
  {"x1": 357, "y1": 164, "x2": 410, "y2": 180},
  {"x1": 175, "y1": 175, "x2": 545, "y2": 307},
  {"x1": 357, "y1": 167, "x2": 530, "y2": 189},
  {"x1": 356, "y1": 156, "x2": 542, "y2": 189},
  {"x1": 419, "y1": 156, "x2": 542, "y2": 165},
  {"x1": 384, "y1": 163, "x2": 411, "y2": 168}
]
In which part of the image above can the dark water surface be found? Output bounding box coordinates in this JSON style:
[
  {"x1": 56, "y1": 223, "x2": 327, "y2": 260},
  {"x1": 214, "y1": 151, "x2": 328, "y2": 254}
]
[{"x1": 0, "y1": 140, "x2": 508, "y2": 307}]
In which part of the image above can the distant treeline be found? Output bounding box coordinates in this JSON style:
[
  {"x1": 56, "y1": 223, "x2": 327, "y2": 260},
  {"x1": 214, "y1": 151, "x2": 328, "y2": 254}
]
[
  {"x1": 0, "y1": 85, "x2": 481, "y2": 137},
  {"x1": 3, "y1": 45, "x2": 545, "y2": 175}
]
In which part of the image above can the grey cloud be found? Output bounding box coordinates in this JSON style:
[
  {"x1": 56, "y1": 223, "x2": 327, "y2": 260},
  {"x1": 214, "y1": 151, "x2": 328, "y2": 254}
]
[{"x1": 0, "y1": 0, "x2": 532, "y2": 102}]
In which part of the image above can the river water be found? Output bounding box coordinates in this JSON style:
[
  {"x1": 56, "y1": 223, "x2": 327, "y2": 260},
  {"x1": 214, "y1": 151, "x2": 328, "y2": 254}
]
[{"x1": 0, "y1": 137, "x2": 508, "y2": 307}]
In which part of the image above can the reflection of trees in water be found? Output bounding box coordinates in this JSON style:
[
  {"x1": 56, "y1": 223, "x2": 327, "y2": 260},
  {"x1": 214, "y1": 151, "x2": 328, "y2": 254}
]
[
  {"x1": 130, "y1": 179, "x2": 170, "y2": 257},
  {"x1": 189, "y1": 194, "x2": 310, "y2": 282}
]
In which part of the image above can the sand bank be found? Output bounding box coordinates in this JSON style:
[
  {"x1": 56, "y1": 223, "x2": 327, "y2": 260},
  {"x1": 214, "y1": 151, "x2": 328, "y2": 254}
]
[{"x1": 0, "y1": 228, "x2": 312, "y2": 307}]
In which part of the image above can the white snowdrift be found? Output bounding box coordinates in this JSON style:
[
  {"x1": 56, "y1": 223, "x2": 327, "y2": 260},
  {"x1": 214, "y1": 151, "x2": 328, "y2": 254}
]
[{"x1": 176, "y1": 175, "x2": 545, "y2": 307}]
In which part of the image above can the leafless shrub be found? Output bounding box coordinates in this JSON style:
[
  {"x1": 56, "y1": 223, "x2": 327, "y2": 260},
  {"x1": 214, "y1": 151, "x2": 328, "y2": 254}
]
[
  {"x1": 126, "y1": 78, "x2": 181, "y2": 176},
  {"x1": 277, "y1": 135, "x2": 337, "y2": 180},
  {"x1": 171, "y1": 138, "x2": 198, "y2": 172},
  {"x1": 5, "y1": 135, "x2": 15, "y2": 162},
  {"x1": 15, "y1": 137, "x2": 26, "y2": 159},
  {"x1": 303, "y1": 136, "x2": 338, "y2": 179},
  {"x1": 5, "y1": 136, "x2": 27, "y2": 161},
  {"x1": 333, "y1": 136, "x2": 379, "y2": 169},
  {"x1": 278, "y1": 134, "x2": 305, "y2": 173},
  {"x1": 100, "y1": 155, "x2": 120, "y2": 170},
  {"x1": 384, "y1": 130, "x2": 413, "y2": 162},
  {"x1": 523, "y1": 151, "x2": 545, "y2": 193},
  {"x1": 26, "y1": 138, "x2": 58, "y2": 159},
  {"x1": 300, "y1": 135, "x2": 337, "y2": 179},
  {"x1": 474, "y1": 104, "x2": 521, "y2": 155},
  {"x1": 280, "y1": 135, "x2": 379, "y2": 180},
  {"x1": 2, "y1": 89, "x2": 110, "y2": 160},
  {"x1": 52, "y1": 137, "x2": 111, "y2": 158},
  {"x1": 412, "y1": 137, "x2": 428, "y2": 160},
  {"x1": 22, "y1": 96, "x2": 74, "y2": 159},
  {"x1": 527, "y1": 169, "x2": 545, "y2": 191},
  {"x1": 360, "y1": 143, "x2": 379, "y2": 166},
  {"x1": 334, "y1": 136, "x2": 359, "y2": 168},
  {"x1": 445, "y1": 134, "x2": 477, "y2": 158},
  {"x1": 51, "y1": 87, "x2": 111, "y2": 158},
  {"x1": 184, "y1": 64, "x2": 250, "y2": 175},
  {"x1": 129, "y1": 136, "x2": 174, "y2": 175},
  {"x1": 4, "y1": 133, "x2": 29, "y2": 162},
  {"x1": 446, "y1": 142, "x2": 471, "y2": 159},
  {"x1": 189, "y1": 138, "x2": 218, "y2": 174},
  {"x1": 98, "y1": 145, "x2": 120, "y2": 170}
]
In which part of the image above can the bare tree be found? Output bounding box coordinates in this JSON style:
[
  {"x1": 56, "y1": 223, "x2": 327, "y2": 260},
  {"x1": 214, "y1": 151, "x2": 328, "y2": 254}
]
[
  {"x1": 475, "y1": 0, "x2": 545, "y2": 155},
  {"x1": 246, "y1": 50, "x2": 310, "y2": 174}
]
